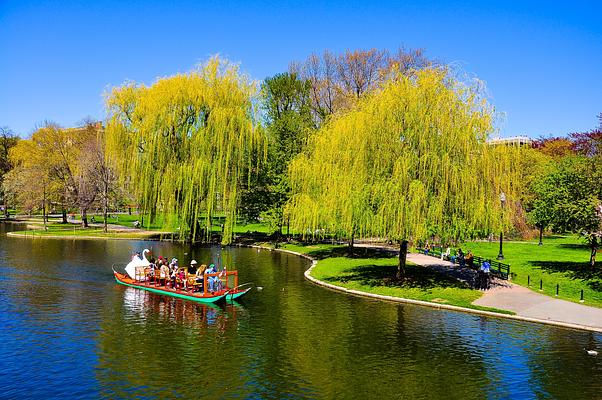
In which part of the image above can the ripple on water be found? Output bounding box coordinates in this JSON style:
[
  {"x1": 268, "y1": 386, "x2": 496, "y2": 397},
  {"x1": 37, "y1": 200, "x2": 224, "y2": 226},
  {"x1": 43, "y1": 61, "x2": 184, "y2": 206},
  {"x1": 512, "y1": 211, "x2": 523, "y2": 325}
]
[{"x1": 0, "y1": 238, "x2": 601, "y2": 399}]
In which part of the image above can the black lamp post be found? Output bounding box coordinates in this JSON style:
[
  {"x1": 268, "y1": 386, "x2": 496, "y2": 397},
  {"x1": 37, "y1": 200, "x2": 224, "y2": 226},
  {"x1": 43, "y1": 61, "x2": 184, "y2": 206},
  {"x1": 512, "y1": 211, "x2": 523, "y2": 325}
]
[{"x1": 497, "y1": 192, "x2": 506, "y2": 260}]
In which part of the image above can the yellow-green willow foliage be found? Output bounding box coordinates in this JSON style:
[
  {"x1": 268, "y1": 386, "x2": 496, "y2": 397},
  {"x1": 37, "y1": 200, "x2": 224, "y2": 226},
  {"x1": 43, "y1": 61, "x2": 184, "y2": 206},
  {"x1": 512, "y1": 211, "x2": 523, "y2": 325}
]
[
  {"x1": 287, "y1": 68, "x2": 519, "y2": 246},
  {"x1": 105, "y1": 57, "x2": 262, "y2": 243}
]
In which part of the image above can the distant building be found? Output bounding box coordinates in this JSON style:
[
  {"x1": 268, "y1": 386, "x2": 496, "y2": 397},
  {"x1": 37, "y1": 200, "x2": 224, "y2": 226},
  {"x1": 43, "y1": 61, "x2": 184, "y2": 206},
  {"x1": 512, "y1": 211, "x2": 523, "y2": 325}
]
[{"x1": 487, "y1": 136, "x2": 533, "y2": 147}]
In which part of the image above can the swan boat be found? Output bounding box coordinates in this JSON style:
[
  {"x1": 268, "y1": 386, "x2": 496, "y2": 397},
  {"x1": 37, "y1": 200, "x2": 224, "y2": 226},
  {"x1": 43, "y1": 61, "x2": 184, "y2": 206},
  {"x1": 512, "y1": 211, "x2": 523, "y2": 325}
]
[{"x1": 113, "y1": 249, "x2": 252, "y2": 304}]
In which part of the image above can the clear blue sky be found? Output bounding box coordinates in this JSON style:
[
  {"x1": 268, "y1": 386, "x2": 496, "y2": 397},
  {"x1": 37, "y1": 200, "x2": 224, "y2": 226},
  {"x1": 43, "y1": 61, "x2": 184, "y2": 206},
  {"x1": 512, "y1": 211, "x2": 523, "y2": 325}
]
[{"x1": 1, "y1": 0, "x2": 600, "y2": 138}]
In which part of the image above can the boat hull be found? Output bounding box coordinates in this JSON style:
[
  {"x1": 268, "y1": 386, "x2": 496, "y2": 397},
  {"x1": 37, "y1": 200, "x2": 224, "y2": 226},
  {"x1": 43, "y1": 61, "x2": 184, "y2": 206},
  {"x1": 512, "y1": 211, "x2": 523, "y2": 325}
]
[{"x1": 114, "y1": 272, "x2": 228, "y2": 303}]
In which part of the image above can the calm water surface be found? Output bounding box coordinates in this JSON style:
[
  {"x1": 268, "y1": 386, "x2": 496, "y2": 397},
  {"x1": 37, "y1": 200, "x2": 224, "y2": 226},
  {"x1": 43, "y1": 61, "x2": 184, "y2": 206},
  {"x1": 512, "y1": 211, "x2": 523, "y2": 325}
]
[{"x1": 0, "y1": 223, "x2": 601, "y2": 399}]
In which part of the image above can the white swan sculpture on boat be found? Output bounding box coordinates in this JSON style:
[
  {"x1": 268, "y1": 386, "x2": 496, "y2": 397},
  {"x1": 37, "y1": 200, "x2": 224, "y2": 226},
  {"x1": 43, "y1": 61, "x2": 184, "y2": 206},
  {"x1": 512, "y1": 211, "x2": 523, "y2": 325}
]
[{"x1": 125, "y1": 249, "x2": 151, "y2": 280}]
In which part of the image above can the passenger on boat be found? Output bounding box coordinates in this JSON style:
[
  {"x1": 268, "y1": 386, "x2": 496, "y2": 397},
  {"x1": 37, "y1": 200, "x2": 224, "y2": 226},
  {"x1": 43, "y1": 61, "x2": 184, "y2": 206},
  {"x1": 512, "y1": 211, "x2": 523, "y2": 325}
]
[
  {"x1": 208, "y1": 264, "x2": 224, "y2": 292},
  {"x1": 189, "y1": 259, "x2": 198, "y2": 274},
  {"x1": 216, "y1": 266, "x2": 227, "y2": 291},
  {"x1": 159, "y1": 262, "x2": 170, "y2": 285},
  {"x1": 206, "y1": 264, "x2": 217, "y2": 291},
  {"x1": 145, "y1": 258, "x2": 156, "y2": 282},
  {"x1": 178, "y1": 268, "x2": 187, "y2": 290},
  {"x1": 166, "y1": 258, "x2": 176, "y2": 286},
  {"x1": 170, "y1": 265, "x2": 179, "y2": 289},
  {"x1": 195, "y1": 264, "x2": 206, "y2": 292}
]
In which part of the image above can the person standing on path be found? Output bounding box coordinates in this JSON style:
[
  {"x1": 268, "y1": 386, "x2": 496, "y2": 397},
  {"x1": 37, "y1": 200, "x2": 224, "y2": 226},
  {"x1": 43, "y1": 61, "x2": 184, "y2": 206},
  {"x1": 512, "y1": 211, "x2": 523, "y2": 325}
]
[
  {"x1": 479, "y1": 260, "x2": 491, "y2": 290},
  {"x1": 458, "y1": 249, "x2": 465, "y2": 268}
]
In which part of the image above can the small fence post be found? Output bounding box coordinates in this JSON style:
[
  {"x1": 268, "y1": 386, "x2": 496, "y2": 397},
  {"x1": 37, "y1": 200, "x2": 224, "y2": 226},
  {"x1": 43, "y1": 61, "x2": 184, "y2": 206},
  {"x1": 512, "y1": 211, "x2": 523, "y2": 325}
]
[
  {"x1": 580, "y1": 289, "x2": 584, "y2": 303},
  {"x1": 527, "y1": 275, "x2": 530, "y2": 286},
  {"x1": 539, "y1": 279, "x2": 543, "y2": 291},
  {"x1": 555, "y1": 284, "x2": 559, "y2": 297}
]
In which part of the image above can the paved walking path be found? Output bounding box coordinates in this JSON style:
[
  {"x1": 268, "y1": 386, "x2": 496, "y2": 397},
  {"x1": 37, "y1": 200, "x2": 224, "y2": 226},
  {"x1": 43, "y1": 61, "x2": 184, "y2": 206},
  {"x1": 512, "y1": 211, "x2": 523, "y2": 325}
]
[
  {"x1": 354, "y1": 244, "x2": 602, "y2": 331},
  {"x1": 473, "y1": 282, "x2": 602, "y2": 330},
  {"x1": 409, "y1": 252, "x2": 602, "y2": 331}
]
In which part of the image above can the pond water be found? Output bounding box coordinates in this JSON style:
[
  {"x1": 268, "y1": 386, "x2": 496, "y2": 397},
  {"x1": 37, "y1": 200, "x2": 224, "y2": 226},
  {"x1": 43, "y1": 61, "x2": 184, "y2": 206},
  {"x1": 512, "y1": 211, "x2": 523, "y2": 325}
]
[{"x1": 0, "y1": 222, "x2": 601, "y2": 399}]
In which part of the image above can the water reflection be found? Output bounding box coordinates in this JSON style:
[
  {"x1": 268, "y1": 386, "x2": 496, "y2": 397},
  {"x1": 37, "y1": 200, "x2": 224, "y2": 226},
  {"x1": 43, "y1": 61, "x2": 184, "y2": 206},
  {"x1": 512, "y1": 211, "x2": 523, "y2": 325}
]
[
  {"x1": 121, "y1": 286, "x2": 246, "y2": 331},
  {"x1": 0, "y1": 226, "x2": 601, "y2": 399}
]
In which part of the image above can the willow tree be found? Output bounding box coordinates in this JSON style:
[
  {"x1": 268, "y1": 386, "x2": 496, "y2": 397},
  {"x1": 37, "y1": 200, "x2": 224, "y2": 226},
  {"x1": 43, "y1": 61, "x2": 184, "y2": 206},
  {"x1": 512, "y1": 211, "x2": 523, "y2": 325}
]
[
  {"x1": 4, "y1": 122, "x2": 102, "y2": 225},
  {"x1": 105, "y1": 57, "x2": 262, "y2": 243},
  {"x1": 287, "y1": 68, "x2": 519, "y2": 278}
]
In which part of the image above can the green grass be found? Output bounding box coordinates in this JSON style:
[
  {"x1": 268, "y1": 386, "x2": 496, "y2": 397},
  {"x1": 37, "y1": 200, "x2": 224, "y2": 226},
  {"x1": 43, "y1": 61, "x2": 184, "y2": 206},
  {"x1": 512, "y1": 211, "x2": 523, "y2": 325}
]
[
  {"x1": 94, "y1": 214, "x2": 283, "y2": 235},
  {"x1": 10, "y1": 215, "x2": 279, "y2": 239},
  {"x1": 15, "y1": 213, "x2": 286, "y2": 237},
  {"x1": 90, "y1": 213, "x2": 177, "y2": 231},
  {"x1": 277, "y1": 242, "x2": 513, "y2": 314},
  {"x1": 232, "y1": 222, "x2": 274, "y2": 234},
  {"x1": 279, "y1": 242, "x2": 341, "y2": 255},
  {"x1": 462, "y1": 235, "x2": 602, "y2": 307},
  {"x1": 10, "y1": 222, "x2": 165, "y2": 239}
]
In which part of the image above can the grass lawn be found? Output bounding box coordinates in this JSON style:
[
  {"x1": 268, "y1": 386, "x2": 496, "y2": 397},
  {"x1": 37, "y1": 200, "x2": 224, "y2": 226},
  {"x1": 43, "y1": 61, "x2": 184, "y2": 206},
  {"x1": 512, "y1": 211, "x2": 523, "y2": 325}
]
[
  {"x1": 94, "y1": 214, "x2": 284, "y2": 235},
  {"x1": 11, "y1": 222, "x2": 164, "y2": 240},
  {"x1": 278, "y1": 243, "x2": 513, "y2": 314},
  {"x1": 462, "y1": 235, "x2": 602, "y2": 307},
  {"x1": 233, "y1": 222, "x2": 274, "y2": 234},
  {"x1": 90, "y1": 213, "x2": 177, "y2": 231},
  {"x1": 10, "y1": 215, "x2": 282, "y2": 239}
]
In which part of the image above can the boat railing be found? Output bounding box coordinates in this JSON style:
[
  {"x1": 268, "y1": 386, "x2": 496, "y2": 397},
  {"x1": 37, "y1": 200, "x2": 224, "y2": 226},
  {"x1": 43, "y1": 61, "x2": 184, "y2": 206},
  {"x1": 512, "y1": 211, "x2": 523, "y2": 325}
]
[
  {"x1": 134, "y1": 266, "x2": 149, "y2": 282},
  {"x1": 202, "y1": 270, "x2": 239, "y2": 295}
]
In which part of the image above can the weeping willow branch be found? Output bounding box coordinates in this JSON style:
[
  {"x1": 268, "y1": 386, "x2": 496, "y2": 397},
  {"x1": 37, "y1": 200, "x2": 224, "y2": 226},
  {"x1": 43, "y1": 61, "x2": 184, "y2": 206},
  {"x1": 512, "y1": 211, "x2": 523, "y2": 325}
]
[
  {"x1": 105, "y1": 56, "x2": 263, "y2": 243},
  {"x1": 286, "y1": 67, "x2": 520, "y2": 249}
]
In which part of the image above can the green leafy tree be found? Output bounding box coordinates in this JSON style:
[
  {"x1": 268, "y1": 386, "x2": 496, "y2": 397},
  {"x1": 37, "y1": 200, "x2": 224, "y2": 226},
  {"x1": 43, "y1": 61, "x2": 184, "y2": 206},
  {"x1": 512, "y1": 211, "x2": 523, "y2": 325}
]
[
  {"x1": 105, "y1": 57, "x2": 262, "y2": 243},
  {"x1": 0, "y1": 126, "x2": 19, "y2": 217},
  {"x1": 530, "y1": 114, "x2": 602, "y2": 266},
  {"x1": 529, "y1": 157, "x2": 601, "y2": 266},
  {"x1": 287, "y1": 68, "x2": 518, "y2": 278},
  {"x1": 240, "y1": 72, "x2": 313, "y2": 235},
  {"x1": 3, "y1": 122, "x2": 104, "y2": 226}
]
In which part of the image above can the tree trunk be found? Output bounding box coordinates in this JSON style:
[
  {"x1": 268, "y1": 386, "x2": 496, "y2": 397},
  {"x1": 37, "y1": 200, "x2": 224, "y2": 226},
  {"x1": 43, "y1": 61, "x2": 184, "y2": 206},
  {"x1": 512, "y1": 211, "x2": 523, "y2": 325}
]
[
  {"x1": 42, "y1": 186, "x2": 47, "y2": 228},
  {"x1": 348, "y1": 232, "x2": 354, "y2": 256},
  {"x1": 538, "y1": 225, "x2": 543, "y2": 246},
  {"x1": 82, "y1": 209, "x2": 88, "y2": 228},
  {"x1": 208, "y1": 215, "x2": 212, "y2": 240},
  {"x1": 591, "y1": 236, "x2": 598, "y2": 268},
  {"x1": 62, "y1": 208, "x2": 67, "y2": 224},
  {"x1": 194, "y1": 220, "x2": 202, "y2": 243},
  {"x1": 103, "y1": 186, "x2": 108, "y2": 233},
  {"x1": 397, "y1": 239, "x2": 408, "y2": 280}
]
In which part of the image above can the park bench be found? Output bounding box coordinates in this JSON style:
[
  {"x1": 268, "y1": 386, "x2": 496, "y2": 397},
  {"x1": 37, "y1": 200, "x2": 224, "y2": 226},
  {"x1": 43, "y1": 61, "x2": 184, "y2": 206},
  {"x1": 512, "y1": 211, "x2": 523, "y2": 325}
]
[{"x1": 416, "y1": 246, "x2": 511, "y2": 280}]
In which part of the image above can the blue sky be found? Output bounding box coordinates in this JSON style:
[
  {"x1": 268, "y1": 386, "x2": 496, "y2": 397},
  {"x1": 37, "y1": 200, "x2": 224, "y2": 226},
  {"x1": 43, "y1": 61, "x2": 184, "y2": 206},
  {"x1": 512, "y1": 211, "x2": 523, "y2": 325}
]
[{"x1": 1, "y1": 0, "x2": 600, "y2": 138}]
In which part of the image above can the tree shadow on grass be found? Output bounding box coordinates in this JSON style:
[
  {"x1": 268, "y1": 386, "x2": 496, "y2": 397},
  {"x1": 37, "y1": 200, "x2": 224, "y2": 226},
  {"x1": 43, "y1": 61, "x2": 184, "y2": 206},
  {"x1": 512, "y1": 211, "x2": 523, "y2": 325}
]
[
  {"x1": 529, "y1": 260, "x2": 602, "y2": 292},
  {"x1": 558, "y1": 243, "x2": 590, "y2": 250},
  {"x1": 304, "y1": 246, "x2": 393, "y2": 260},
  {"x1": 323, "y1": 263, "x2": 471, "y2": 291}
]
